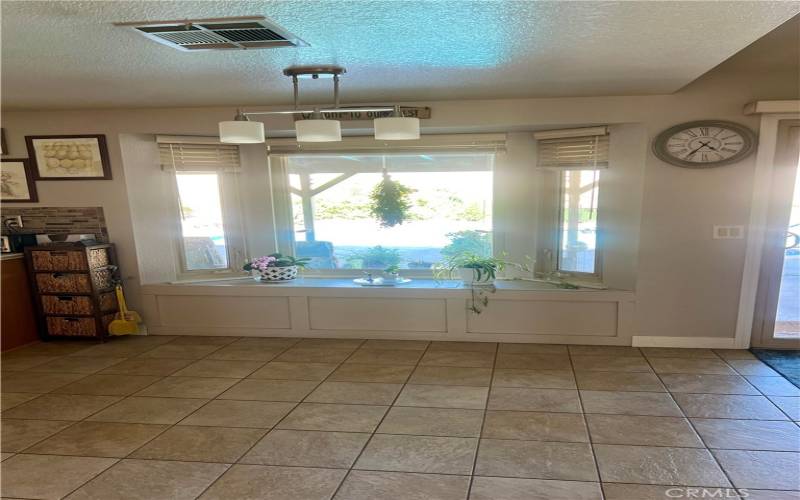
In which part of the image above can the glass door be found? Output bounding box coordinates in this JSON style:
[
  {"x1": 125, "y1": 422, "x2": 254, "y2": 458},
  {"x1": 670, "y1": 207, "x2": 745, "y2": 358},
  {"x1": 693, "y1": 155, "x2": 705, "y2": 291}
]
[
  {"x1": 753, "y1": 120, "x2": 800, "y2": 348},
  {"x1": 776, "y1": 168, "x2": 800, "y2": 340}
]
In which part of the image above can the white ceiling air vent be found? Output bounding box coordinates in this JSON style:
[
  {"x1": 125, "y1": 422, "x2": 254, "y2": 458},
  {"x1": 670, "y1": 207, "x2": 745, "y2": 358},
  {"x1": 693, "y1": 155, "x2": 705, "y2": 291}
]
[{"x1": 114, "y1": 16, "x2": 308, "y2": 51}]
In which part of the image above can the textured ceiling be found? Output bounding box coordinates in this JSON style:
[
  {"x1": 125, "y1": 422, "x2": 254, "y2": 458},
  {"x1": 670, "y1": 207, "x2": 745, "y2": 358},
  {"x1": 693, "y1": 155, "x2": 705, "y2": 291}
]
[{"x1": 1, "y1": 1, "x2": 798, "y2": 110}]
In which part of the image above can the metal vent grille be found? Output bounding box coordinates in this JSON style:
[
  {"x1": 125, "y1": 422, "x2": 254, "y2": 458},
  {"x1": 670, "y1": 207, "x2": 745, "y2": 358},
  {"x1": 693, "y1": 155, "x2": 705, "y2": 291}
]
[
  {"x1": 116, "y1": 16, "x2": 307, "y2": 51},
  {"x1": 216, "y1": 28, "x2": 285, "y2": 42}
]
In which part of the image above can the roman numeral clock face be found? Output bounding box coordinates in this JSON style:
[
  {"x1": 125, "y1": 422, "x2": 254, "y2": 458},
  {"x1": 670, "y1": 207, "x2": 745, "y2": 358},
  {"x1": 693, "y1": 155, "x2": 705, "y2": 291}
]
[{"x1": 654, "y1": 121, "x2": 755, "y2": 169}]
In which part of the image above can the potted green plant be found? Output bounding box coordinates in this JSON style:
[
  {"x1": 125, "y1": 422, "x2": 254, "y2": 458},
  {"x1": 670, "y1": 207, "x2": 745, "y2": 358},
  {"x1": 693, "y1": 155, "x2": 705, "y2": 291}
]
[
  {"x1": 435, "y1": 253, "x2": 509, "y2": 286},
  {"x1": 243, "y1": 253, "x2": 310, "y2": 282},
  {"x1": 435, "y1": 253, "x2": 522, "y2": 314}
]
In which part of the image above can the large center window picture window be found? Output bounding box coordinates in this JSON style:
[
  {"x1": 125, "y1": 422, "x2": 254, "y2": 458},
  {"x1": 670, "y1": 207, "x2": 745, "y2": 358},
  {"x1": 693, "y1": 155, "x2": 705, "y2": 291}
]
[{"x1": 280, "y1": 153, "x2": 494, "y2": 270}]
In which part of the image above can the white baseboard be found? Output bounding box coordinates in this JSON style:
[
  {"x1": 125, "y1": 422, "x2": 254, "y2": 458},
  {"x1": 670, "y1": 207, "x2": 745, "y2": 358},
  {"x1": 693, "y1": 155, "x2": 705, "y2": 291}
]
[{"x1": 632, "y1": 336, "x2": 737, "y2": 349}]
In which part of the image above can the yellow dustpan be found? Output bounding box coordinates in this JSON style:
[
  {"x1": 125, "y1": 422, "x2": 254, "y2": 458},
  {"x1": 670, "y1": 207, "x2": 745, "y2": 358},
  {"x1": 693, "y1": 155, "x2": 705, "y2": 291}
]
[{"x1": 108, "y1": 284, "x2": 141, "y2": 335}]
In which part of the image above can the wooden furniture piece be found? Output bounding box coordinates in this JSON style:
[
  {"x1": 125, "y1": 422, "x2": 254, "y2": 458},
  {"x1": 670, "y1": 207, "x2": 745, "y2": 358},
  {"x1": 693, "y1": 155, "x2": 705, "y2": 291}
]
[
  {"x1": 24, "y1": 243, "x2": 119, "y2": 341},
  {"x1": 1, "y1": 254, "x2": 39, "y2": 350}
]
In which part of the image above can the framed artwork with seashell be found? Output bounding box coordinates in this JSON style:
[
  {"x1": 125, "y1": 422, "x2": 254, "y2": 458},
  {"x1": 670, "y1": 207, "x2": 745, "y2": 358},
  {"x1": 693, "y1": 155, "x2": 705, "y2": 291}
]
[{"x1": 26, "y1": 135, "x2": 112, "y2": 180}]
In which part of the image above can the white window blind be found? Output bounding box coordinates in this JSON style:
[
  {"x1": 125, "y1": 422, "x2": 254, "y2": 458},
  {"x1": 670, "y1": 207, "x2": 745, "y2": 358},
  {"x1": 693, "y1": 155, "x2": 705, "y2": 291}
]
[
  {"x1": 266, "y1": 133, "x2": 507, "y2": 155},
  {"x1": 157, "y1": 136, "x2": 241, "y2": 172},
  {"x1": 534, "y1": 127, "x2": 609, "y2": 170}
]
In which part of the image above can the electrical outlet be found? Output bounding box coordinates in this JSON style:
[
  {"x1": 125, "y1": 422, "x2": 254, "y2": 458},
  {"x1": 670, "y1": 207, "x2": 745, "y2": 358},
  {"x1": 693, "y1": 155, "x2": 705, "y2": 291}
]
[
  {"x1": 713, "y1": 225, "x2": 744, "y2": 239},
  {"x1": 2, "y1": 216, "x2": 23, "y2": 229}
]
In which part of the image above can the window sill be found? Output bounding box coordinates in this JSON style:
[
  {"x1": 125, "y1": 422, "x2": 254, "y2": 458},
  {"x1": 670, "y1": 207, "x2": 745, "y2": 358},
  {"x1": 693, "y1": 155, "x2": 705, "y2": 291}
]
[{"x1": 156, "y1": 276, "x2": 619, "y2": 293}]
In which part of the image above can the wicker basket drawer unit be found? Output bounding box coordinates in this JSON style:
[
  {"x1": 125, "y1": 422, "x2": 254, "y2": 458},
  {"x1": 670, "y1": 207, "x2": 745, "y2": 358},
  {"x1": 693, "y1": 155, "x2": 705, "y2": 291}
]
[
  {"x1": 25, "y1": 243, "x2": 120, "y2": 341},
  {"x1": 45, "y1": 314, "x2": 116, "y2": 337},
  {"x1": 42, "y1": 295, "x2": 95, "y2": 315},
  {"x1": 30, "y1": 250, "x2": 88, "y2": 271},
  {"x1": 41, "y1": 292, "x2": 116, "y2": 315},
  {"x1": 36, "y1": 273, "x2": 92, "y2": 293},
  {"x1": 30, "y1": 247, "x2": 110, "y2": 271}
]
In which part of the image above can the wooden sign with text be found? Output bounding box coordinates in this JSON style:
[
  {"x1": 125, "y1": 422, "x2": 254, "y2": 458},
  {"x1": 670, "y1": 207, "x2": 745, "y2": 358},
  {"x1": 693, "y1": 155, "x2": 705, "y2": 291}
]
[{"x1": 294, "y1": 106, "x2": 431, "y2": 121}]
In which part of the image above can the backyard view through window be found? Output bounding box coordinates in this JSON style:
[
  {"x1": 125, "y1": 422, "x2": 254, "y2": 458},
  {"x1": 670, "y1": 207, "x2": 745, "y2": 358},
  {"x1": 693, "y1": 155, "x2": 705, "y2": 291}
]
[
  {"x1": 558, "y1": 169, "x2": 600, "y2": 274},
  {"x1": 284, "y1": 153, "x2": 493, "y2": 270},
  {"x1": 175, "y1": 172, "x2": 229, "y2": 271}
]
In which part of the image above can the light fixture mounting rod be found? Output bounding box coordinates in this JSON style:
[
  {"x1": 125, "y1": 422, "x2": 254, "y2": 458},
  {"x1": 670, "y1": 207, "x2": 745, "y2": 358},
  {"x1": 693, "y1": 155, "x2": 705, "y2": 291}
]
[{"x1": 282, "y1": 65, "x2": 346, "y2": 79}]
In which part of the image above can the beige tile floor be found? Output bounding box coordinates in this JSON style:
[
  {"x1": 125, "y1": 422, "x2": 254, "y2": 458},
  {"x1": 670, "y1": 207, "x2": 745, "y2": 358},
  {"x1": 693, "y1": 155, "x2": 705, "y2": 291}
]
[{"x1": 1, "y1": 336, "x2": 799, "y2": 500}]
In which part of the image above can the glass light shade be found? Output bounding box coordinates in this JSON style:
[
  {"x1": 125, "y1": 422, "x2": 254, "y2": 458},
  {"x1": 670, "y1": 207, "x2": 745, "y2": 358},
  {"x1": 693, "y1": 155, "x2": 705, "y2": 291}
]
[
  {"x1": 374, "y1": 116, "x2": 420, "y2": 140},
  {"x1": 295, "y1": 119, "x2": 342, "y2": 142},
  {"x1": 219, "y1": 120, "x2": 265, "y2": 143}
]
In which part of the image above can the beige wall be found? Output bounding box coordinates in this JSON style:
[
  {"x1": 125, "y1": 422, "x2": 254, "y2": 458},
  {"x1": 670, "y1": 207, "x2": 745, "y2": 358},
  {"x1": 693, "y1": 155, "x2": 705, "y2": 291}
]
[{"x1": 2, "y1": 58, "x2": 797, "y2": 339}]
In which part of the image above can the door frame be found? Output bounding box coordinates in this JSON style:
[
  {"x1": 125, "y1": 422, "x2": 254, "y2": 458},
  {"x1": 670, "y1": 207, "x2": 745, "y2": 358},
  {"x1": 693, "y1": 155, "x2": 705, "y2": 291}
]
[
  {"x1": 735, "y1": 103, "x2": 800, "y2": 348},
  {"x1": 751, "y1": 119, "x2": 800, "y2": 348}
]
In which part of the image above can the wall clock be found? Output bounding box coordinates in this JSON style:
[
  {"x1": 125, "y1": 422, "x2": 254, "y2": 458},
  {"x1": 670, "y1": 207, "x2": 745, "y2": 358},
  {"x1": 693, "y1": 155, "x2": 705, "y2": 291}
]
[{"x1": 653, "y1": 120, "x2": 756, "y2": 169}]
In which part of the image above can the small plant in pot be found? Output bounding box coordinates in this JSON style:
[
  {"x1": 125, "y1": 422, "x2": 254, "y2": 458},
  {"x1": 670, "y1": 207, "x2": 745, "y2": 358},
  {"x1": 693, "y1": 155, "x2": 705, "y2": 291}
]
[
  {"x1": 243, "y1": 253, "x2": 310, "y2": 282},
  {"x1": 435, "y1": 253, "x2": 509, "y2": 286},
  {"x1": 435, "y1": 253, "x2": 516, "y2": 314}
]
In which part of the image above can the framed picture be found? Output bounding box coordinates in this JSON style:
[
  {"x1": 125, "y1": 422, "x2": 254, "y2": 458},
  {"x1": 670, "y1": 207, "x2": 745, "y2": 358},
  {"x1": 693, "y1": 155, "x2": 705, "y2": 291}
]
[
  {"x1": 1, "y1": 128, "x2": 7, "y2": 155},
  {"x1": 1, "y1": 158, "x2": 38, "y2": 202},
  {"x1": 25, "y1": 134, "x2": 111, "y2": 180}
]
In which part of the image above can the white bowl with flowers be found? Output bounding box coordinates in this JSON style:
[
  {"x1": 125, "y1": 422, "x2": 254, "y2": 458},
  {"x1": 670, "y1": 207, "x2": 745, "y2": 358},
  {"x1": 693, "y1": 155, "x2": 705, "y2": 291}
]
[{"x1": 243, "y1": 253, "x2": 310, "y2": 282}]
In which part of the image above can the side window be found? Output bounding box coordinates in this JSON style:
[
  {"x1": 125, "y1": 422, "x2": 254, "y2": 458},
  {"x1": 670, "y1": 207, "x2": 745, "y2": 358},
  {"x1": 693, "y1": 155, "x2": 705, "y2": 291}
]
[
  {"x1": 159, "y1": 140, "x2": 243, "y2": 277},
  {"x1": 557, "y1": 169, "x2": 600, "y2": 276},
  {"x1": 175, "y1": 172, "x2": 230, "y2": 271}
]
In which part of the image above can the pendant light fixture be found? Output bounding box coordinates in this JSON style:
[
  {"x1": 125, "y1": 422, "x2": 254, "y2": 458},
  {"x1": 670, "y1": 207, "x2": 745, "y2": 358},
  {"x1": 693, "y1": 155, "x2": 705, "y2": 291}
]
[
  {"x1": 374, "y1": 105, "x2": 420, "y2": 140},
  {"x1": 219, "y1": 109, "x2": 265, "y2": 143},
  {"x1": 285, "y1": 66, "x2": 346, "y2": 143},
  {"x1": 295, "y1": 110, "x2": 342, "y2": 142},
  {"x1": 219, "y1": 65, "x2": 423, "y2": 143}
]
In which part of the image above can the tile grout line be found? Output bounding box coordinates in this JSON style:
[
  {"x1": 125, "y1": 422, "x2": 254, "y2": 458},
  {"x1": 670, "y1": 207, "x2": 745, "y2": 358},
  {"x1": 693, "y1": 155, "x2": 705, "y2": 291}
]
[
  {"x1": 14, "y1": 449, "x2": 789, "y2": 490},
  {"x1": 464, "y1": 341, "x2": 499, "y2": 500},
  {"x1": 569, "y1": 348, "x2": 609, "y2": 500},
  {"x1": 192, "y1": 338, "x2": 370, "y2": 500},
  {"x1": 23, "y1": 336, "x2": 283, "y2": 499},
  {"x1": 111, "y1": 338, "x2": 304, "y2": 466},
  {"x1": 328, "y1": 340, "x2": 437, "y2": 500},
  {"x1": 153, "y1": 337, "x2": 319, "y2": 500},
  {"x1": 5, "y1": 340, "x2": 800, "y2": 498},
  {"x1": 641, "y1": 351, "x2": 740, "y2": 492},
  {"x1": 4, "y1": 338, "x2": 225, "y2": 498}
]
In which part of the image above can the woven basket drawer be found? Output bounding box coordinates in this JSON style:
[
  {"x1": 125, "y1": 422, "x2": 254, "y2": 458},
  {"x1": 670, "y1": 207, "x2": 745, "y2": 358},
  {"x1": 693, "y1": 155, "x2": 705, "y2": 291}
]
[
  {"x1": 88, "y1": 248, "x2": 110, "y2": 269},
  {"x1": 31, "y1": 250, "x2": 87, "y2": 271},
  {"x1": 36, "y1": 273, "x2": 92, "y2": 293},
  {"x1": 99, "y1": 291, "x2": 118, "y2": 312},
  {"x1": 42, "y1": 295, "x2": 94, "y2": 315},
  {"x1": 46, "y1": 316, "x2": 97, "y2": 337},
  {"x1": 91, "y1": 268, "x2": 113, "y2": 291}
]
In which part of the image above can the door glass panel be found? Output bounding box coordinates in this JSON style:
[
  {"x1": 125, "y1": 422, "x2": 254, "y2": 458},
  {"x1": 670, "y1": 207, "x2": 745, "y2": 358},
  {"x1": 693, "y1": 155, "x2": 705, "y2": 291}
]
[{"x1": 775, "y1": 159, "x2": 800, "y2": 339}]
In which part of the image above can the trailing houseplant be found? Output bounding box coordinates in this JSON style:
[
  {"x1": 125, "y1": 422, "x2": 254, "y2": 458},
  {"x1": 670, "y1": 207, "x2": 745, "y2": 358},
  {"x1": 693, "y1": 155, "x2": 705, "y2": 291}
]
[
  {"x1": 243, "y1": 253, "x2": 310, "y2": 282},
  {"x1": 435, "y1": 253, "x2": 511, "y2": 285},
  {"x1": 369, "y1": 173, "x2": 415, "y2": 227},
  {"x1": 434, "y1": 253, "x2": 505, "y2": 314},
  {"x1": 435, "y1": 253, "x2": 522, "y2": 314}
]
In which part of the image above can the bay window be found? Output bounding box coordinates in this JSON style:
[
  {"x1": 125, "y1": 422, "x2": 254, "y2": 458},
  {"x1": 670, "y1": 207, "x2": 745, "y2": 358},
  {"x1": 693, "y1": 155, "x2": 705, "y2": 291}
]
[{"x1": 156, "y1": 130, "x2": 617, "y2": 284}]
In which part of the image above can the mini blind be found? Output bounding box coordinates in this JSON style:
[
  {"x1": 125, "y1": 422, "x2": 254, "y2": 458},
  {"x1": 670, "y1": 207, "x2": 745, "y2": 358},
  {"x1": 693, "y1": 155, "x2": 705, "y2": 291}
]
[
  {"x1": 535, "y1": 127, "x2": 609, "y2": 170},
  {"x1": 157, "y1": 137, "x2": 241, "y2": 172},
  {"x1": 266, "y1": 133, "x2": 507, "y2": 155}
]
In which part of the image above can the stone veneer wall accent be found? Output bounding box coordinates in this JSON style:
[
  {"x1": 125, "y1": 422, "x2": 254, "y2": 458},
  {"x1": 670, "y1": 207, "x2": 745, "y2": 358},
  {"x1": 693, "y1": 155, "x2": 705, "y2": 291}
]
[{"x1": 0, "y1": 207, "x2": 108, "y2": 242}]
